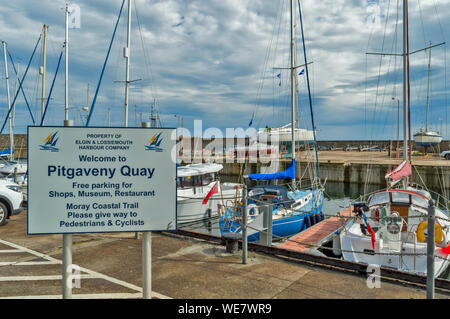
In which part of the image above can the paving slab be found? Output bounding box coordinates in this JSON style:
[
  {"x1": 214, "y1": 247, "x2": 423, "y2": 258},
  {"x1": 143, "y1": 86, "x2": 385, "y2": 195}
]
[{"x1": 0, "y1": 209, "x2": 449, "y2": 300}]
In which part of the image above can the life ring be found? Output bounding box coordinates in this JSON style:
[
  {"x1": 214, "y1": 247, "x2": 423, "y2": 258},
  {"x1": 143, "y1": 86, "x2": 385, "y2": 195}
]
[
  {"x1": 247, "y1": 204, "x2": 259, "y2": 217},
  {"x1": 416, "y1": 221, "x2": 445, "y2": 245}
]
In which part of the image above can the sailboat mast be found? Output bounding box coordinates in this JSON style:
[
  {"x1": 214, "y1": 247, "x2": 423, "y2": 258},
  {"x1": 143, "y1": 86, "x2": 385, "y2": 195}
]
[
  {"x1": 290, "y1": 0, "x2": 296, "y2": 189},
  {"x1": 150, "y1": 99, "x2": 157, "y2": 128},
  {"x1": 298, "y1": 0, "x2": 320, "y2": 181},
  {"x1": 65, "y1": 4, "x2": 69, "y2": 121},
  {"x1": 2, "y1": 41, "x2": 13, "y2": 160},
  {"x1": 402, "y1": 0, "x2": 408, "y2": 163},
  {"x1": 124, "y1": 0, "x2": 132, "y2": 127},
  {"x1": 12, "y1": 64, "x2": 19, "y2": 160},
  {"x1": 425, "y1": 45, "x2": 431, "y2": 132},
  {"x1": 41, "y1": 24, "x2": 48, "y2": 123}
]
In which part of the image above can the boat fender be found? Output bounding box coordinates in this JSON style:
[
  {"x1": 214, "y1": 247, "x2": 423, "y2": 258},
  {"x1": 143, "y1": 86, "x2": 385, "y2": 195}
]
[
  {"x1": 372, "y1": 208, "x2": 380, "y2": 223},
  {"x1": 313, "y1": 213, "x2": 320, "y2": 224},
  {"x1": 310, "y1": 214, "x2": 317, "y2": 226},
  {"x1": 332, "y1": 235, "x2": 342, "y2": 257},
  {"x1": 416, "y1": 221, "x2": 445, "y2": 245},
  {"x1": 304, "y1": 215, "x2": 311, "y2": 228}
]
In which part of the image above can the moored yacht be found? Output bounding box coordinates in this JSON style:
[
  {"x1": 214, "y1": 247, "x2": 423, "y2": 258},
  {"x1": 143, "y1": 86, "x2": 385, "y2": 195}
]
[
  {"x1": 177, "y1": 163, "x2": 242, "y2": 224},
  {"x1": 339, "y1": 184, "x2": 450, "y2": 276}
]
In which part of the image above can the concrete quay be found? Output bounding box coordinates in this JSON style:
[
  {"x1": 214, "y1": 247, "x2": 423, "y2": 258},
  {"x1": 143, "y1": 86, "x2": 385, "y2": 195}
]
[
  {"x1": 204, "y1": 150, "x2": 450, "y2": 191},
  {"x1": 0, "y1": 209, "x2": 449, "y2": 300}
]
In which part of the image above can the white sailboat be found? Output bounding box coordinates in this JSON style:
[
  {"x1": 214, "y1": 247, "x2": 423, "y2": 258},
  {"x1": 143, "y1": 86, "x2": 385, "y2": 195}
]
[
  {"x1": 219, "y1": 0, "x2": 324, "y2": 242},
  {"x1": 336, "y1": 0, "x2": 450, "y2": 277},
  {"x1": 0, "y1": 41, "x2": 27, "y2": 177},
  {"x1": 254, "y1": 123, "x2": 314, "y2": 143},
  {"x1": 177, "y1": 163, "x2": 242, "y2": 224}
]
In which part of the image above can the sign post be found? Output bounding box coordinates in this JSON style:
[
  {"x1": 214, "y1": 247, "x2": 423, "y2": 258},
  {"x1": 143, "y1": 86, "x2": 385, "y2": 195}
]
[
  {"x1": 27, "y1": 126, "x2": 177, "y2": 298},
  {"x1": 142, "y1": 231, "x2": 152, "y2": 299},
  {"x1": 62, "y1": 119, "x2": 73, "y2": 299}
]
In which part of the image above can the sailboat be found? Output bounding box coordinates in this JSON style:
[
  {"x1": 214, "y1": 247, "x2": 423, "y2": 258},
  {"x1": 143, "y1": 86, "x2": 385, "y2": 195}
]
[
  {"x1": 219, "y1": 0, "x2": 324, "y2": 242},
  {"x1": 413, "y1": 44, "x2": 443, "y2": 152},
  {"x1": 0, "y1": 41, "x2": 27, "y2": 177},
  {"x1": 102, "y1": 0, "x2": 244, "y2": 224},
  {"x1": 253, "y1": 123, "x2": 314, "y2": 152},
  {"x1": 336, "y1": 0, "x2": 450, "y2": 276}
]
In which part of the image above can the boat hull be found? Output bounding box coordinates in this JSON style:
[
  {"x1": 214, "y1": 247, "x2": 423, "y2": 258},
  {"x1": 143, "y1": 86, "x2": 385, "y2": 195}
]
[
  {"x1": 220, "y1": 211, "x2": 324, "y2": 242},
  {"x1": 0, "y1": 162, "x2": 27, "y2": 176},
  {"x1": 339, "y1": 220, "x2": 450, "y2": 277},
  {"x1": 219, "y1": 188, "x2": 324, "y2": 242},
  {"x1": 413, "y1": 131, "x2": 442, "y2": 147},
  {"x1": 256, "y1": 127, "x2": 314, "y2": 143},
  {"x1": 177, "y1": 183, "x2": 242, "y2": 224}
]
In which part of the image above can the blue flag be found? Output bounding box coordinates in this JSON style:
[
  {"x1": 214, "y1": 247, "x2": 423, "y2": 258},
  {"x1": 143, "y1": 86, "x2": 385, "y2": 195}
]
[{"x1": 248, "y1": 112, "x2": 255, "y2": 127}]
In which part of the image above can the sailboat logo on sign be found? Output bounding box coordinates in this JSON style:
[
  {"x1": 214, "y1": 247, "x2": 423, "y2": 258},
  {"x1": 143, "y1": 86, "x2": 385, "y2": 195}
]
[
  {"x1": 40, "y1": 132, "x2": 60, "y2": 152},
  {"x1": 145, "y1": 132, "x2": 163, "y2": 152}
]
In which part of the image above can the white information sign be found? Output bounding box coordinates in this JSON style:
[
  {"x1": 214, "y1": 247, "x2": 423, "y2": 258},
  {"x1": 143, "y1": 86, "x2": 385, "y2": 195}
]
[{"x1": 27, "y1": 126, "x2": 177, "y2": 234}]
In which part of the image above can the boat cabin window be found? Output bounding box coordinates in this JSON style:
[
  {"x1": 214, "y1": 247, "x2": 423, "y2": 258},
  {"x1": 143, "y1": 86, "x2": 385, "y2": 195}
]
[
  {"x1": 201, "y1": 173, "x2": 217, "y2": 186},
  {"x1": 193, "y1": 176, "x2": 202, "y2": 187},
  {"x1": 368, "y1": 192, "x2": 389, "y2": 206},
  {"x1": 410, "y1": 194, "x2": 429, "y2": 208},
  {"x1": 368, "y1": 190, "x2": 429, "y2": 209},
  {"x1": 178, "y1": 176, "x2": 194, "y2": 189},
  {"x1": 249, "y1": 189, "x2": 265, "y2": 197},
  {"x1": 391, "y1": 192, "x2": 410, "y2": 204}
]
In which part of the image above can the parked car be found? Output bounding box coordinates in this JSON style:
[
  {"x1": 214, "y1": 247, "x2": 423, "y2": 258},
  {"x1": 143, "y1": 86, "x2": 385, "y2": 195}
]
[
  {"x1": 440, "y1": 150, "x2": 450, "y2": 160},
  {"x1": 0, "y1": 179, "x2": 24, "y2": 226}
]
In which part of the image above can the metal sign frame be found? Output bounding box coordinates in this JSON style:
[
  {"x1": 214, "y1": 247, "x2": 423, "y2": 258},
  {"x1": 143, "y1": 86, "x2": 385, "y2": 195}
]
[{"x1": 27, "y1": 126, "x2": 177, "y2": 235}]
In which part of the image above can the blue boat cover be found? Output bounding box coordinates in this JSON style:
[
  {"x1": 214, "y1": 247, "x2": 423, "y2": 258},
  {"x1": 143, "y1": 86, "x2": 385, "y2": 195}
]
[
  {"x1": 248, "y1": 159, "x2": 296, "y2": 180},
  {"x1": 0, "y1": 148, "x2": 12, "y2": 156}
]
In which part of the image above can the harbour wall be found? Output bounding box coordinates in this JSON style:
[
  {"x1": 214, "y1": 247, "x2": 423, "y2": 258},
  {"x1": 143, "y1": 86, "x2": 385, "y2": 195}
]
[
  {"x1": 4, "y1": 135, "x2": 450, "y2": 159},
  {"x1": 219, "y1": 160, "x2": 450, "y2": 192},
  {"x1": 183, "y1": 138, "x2": 450, "y2": 153},
  {"x1": 3, "y1": 134, "x2": 449, "y2": 191}
]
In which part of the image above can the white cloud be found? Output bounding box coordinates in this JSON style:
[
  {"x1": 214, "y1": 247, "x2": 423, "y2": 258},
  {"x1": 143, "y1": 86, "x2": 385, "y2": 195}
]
[{"x1": 0, "y1": 0, "x2": 448, "y2": 140}]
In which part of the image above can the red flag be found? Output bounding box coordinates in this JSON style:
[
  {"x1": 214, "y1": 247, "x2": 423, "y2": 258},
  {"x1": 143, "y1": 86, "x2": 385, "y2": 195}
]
[
  {"x1": 441, "y1": 245, "x2": 450, "y2": 256},
  {"x1": 367, "y1": 223, "x2": 376, "y2": 250},
  {"x1": 385, "y1": 160, "x2": 412, "y2": 181},
  {"x1": 202, "y1": 182, "x2": 219, "y2": 205}
]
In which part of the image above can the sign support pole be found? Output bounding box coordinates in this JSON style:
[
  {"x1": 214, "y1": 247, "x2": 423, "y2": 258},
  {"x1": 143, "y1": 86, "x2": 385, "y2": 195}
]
[
  {"x1": 143, "y1": 231, "x2": 152, "y2": 299},
  {"x1": 62, "y1": 119, "x2": 73, "y2": 299},
  {"x1": 62, "y1": 233, "x2": 72, "y2": 299},
  {"x1": 141, "y1": 121, "x2": 152, "y2": 299}
]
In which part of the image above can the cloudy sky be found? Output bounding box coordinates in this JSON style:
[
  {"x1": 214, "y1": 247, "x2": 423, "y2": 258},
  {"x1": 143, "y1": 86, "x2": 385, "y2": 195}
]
[{"x1": 0, "y1": 0, "x2": 449, "y2": 140}]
